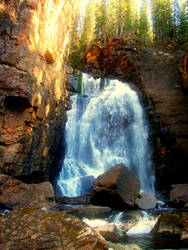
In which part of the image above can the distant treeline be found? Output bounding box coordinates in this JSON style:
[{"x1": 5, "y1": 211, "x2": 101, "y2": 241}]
[{"x1": 68, "y1": 0, "x2": 188, "y2": 67}]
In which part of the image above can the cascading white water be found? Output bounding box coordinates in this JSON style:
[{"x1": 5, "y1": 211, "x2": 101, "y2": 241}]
[{"x1": 58, "y1": 73, "x2": 155, "y2": 197}]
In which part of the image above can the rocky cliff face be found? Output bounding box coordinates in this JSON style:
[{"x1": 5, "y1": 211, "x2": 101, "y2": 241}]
[
  {"x1": 84, "y1": 39, "x2": 188, "y2": 190},
  {"x1": 0, "y1": 0, "x2": 78, "y2": 184}
]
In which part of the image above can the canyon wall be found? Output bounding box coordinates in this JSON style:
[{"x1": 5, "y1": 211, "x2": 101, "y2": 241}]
[
  {"x1": 84, "y1": 39, "x2": 188, "y2": 190},
  {"x1": 0, "y1": 0, "x2": 79, "y2": 183}
]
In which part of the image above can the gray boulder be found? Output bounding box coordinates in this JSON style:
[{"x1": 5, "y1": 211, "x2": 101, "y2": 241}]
[{"x1": 135, "y1": 192, "x2": 157, "y2": 210}]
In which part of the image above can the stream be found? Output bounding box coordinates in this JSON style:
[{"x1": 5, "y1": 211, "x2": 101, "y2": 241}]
[{"x1": 57, "y1": 73, "x2": 187, "y2": 249}]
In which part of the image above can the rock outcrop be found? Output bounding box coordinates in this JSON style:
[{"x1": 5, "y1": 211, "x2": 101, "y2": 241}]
[
  {"x1": 91, "y1": 163, "x2": 140, "y2": 209},
  {"x1": 0, "y1": 207, "x2": 108, "y2": 249},
  {"x1": 170, "y1": 184, "x2": 188, "y2": 207},
  {"x1": 179, "y1": 49, "x2": 188, "y2": 90},
  {"x1": 0, "y1": 0, "x2": 79, "y2": 184},
  {"x1": 83, "y1": 38, "x2": 188, "y2": 190},
  {"x1": 0, "y1": 174, "x2": 54, "y2": 209},
  {"x1": 152, "y1": 211, "x2": 188, "y2": 243}
]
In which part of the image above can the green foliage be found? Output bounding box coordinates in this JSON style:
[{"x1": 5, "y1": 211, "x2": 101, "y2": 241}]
[
  {"x1": 138, "y1": 1, "x2": 152, "y2": 44},
  {"x1": 179, "y1": 2, "x2": 188, "y2": 48},
  {"x1": 68, "y1": 0, "x2": 188, "y2": 68}
]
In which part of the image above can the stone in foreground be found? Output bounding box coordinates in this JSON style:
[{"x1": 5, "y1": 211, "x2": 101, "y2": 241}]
[
  {"x1": 91, "y1": 163, "x2": 140, "y2": 208},
  {"x1": 94, "y1": 224, "x2": 127, "y2": 243},
  {"x1": 0, "y1": 207, "x2": 108, "y2": 249},
  {"x1": 135, "y1": 192, "x2": 157, "y2": 210},
  {"x1": 152, "y1": 211, "x2": 188, "y2": 243}
]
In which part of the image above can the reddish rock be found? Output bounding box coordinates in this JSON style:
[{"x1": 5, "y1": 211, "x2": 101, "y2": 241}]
[
  {"x1": 135, "y1": 192, "x2": 157, "y2": 210},
  {"x1": 0, "y1": 174, "x2": 54, "y2": 209},
  {"x1": 0, "y1": 0, "x2": 79, "y2": 183},
  {"x1": 91, "y1": 163, "x2": 140, "y2": 208},
  {"x1": 170, "y1": 184, "x2": 188, "y2": 207}
]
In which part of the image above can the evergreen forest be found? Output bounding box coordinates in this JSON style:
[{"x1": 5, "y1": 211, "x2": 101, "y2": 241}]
[{"x1": 68, "y1": 0, "x2": 188, "y2": 67}]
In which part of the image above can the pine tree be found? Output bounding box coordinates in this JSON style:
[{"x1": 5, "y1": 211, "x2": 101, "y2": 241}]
[
  {"x1": 123, "y1": 0, "x2": 135, "y2": 38},
  {"x1": 107, "y1": 0, "x2": 118, "y2": 38},
  {"x1": 95, "y1": 0, "x2": 108, "y2": 42},
  {"x1": 179, "y1": 1, "x2": 188, "y2": 48},
  {"x1": 138, "y1": 1, "x2": 151, "y2": 44},
  {"x1": 81, "y1": 0, "x2": 96, "y2": 48},
  {"x1": 68, "y1": 13, "x2": 82, "y2": 67},
  {"x1": 151, "y1": 0, "x2": 174, "y2": 43}
]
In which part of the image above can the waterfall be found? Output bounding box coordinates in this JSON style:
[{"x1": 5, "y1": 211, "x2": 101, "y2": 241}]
[{"x1": 58, "y1": 73, "x2": 155, "y2": 197}]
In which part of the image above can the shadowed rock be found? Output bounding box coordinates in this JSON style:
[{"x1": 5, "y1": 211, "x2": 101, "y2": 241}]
[
  {"x1": 0, "y1": 174, "x2": 54, "y2": 209},
  {"x1": 170, "y1": 184, "x2": 188, "y2": 208}
]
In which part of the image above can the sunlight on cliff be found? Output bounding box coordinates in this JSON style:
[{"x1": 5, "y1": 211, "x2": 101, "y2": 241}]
[{"x1": 29, "y1": 0, "x2": 76, "y2": 70}]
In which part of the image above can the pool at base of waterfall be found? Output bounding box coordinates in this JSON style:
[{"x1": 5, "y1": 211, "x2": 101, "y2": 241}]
[
  {"x1": 125, "y1": 233, "x2": 187, "y2": 250},
  {"x1": 83, "y1": 210, "x2": 188, "y2": 250}
]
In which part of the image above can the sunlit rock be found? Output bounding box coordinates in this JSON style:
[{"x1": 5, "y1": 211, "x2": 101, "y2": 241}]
[{"x1": 0, "y1": 0, "x2": 79, "y2": 181}]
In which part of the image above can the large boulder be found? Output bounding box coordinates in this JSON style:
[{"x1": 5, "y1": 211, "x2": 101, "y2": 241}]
[
  {"x1": 170, "y1": 184, "x2": 188, "y2": 207},
  {"x1": 0, "y1": 174, "x2": 54, "y2": 209},
  {"x1": 91, "y1": 163, "x2": 140, "y2": 208},
  {"x1": 135, "y1": 192, "x2": 157, "y2": 210},
  {"x1": 0, "y1": 207, "x2": 108, "y2": 249},
  {"x1": 94, "y1": 224, "x2": 127, "y2": 243}
]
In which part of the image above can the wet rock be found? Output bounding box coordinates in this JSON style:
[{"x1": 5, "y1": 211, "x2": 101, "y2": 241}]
[
  {"x1": 170, "y1": 184, "x2": 188, "y2": 207},
  {"x1": 0, "y1": 207, "x2": 108, "y2": 249},
  {"x1": 152, "y1": 211, "x2": 188, "y2": 241},
  {"x1": 94, "y1": 224, "x2": 127, "y2": 243},
  {"x1": 135, "y1": 192, "x2": 157, "y2": 210},
  {"x1": 56, "y1": 194, "x2": 91, "y2": 205},
  {"x1": 91, "y1": 163, "x2": 140, "y2": 209},
  {"x1": 67, "y1": 206, "x2": 112, "y2": 219},
  {"x1": 0, "y1": 174, "x2": 54, "y2": 209}
]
